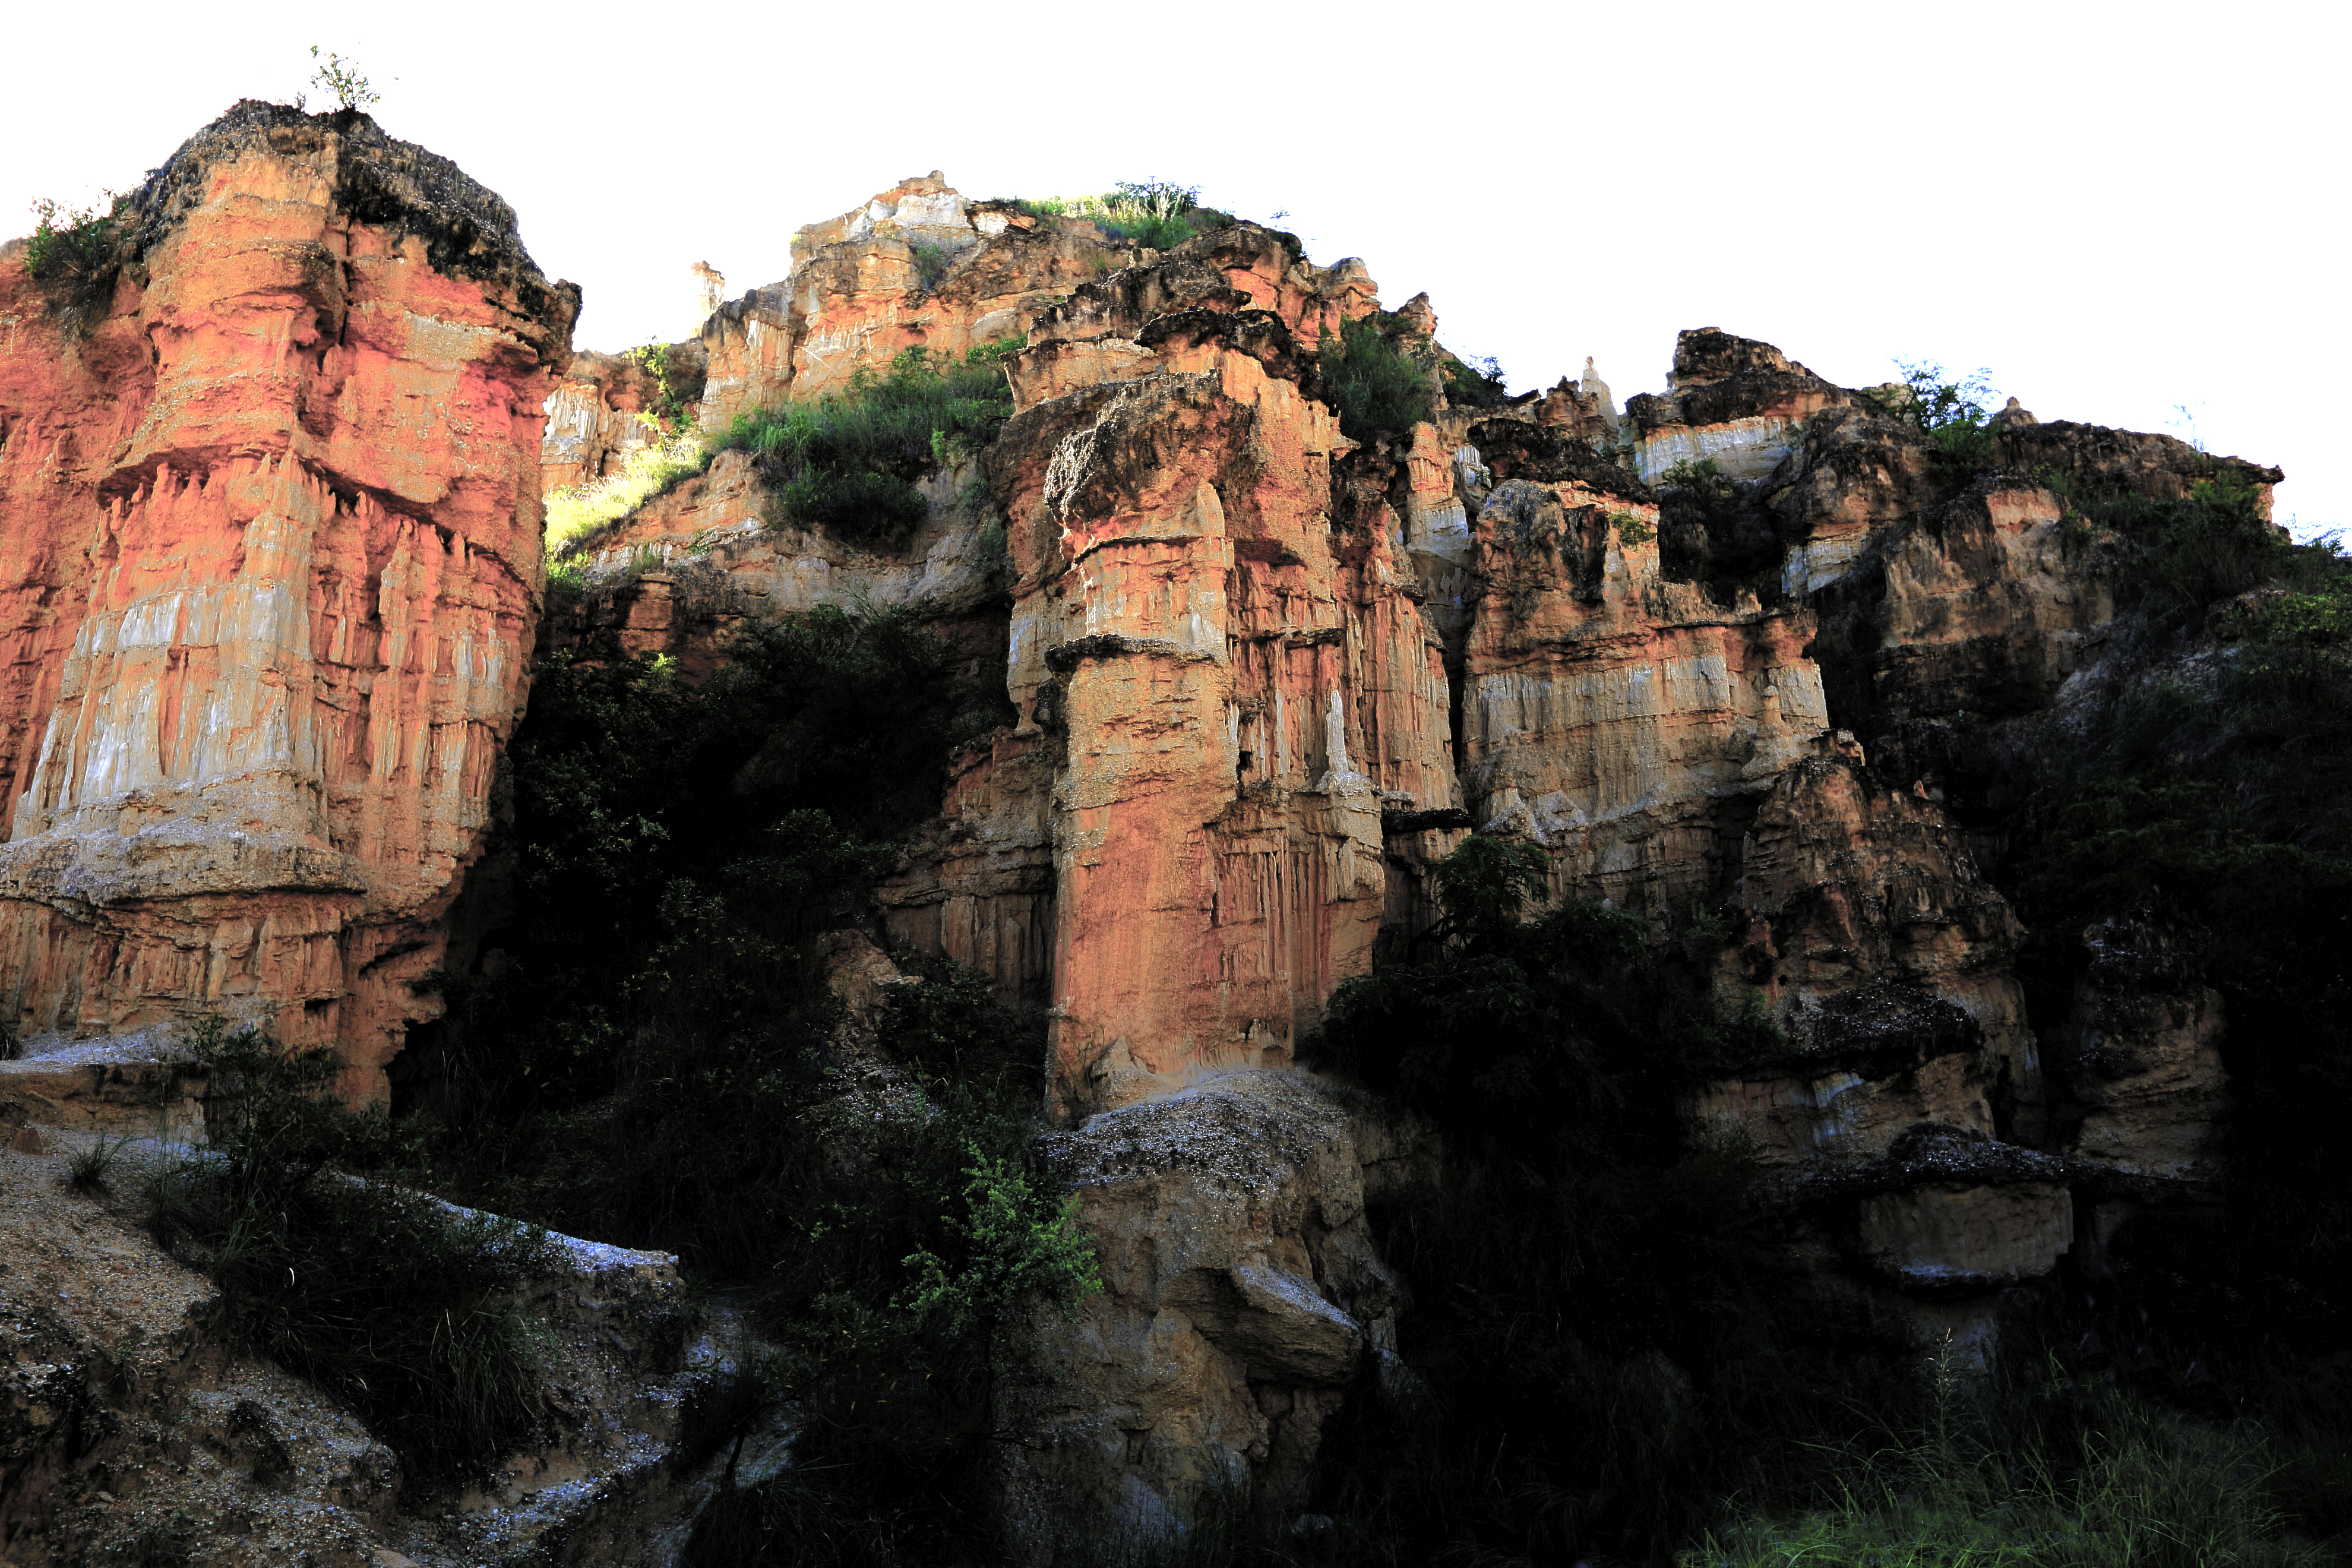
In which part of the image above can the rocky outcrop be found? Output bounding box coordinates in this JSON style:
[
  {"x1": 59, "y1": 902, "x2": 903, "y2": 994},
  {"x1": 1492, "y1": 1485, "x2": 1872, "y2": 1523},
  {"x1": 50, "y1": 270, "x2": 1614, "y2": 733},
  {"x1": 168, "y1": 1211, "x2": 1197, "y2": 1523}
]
[
  {"x1": 536, "y1": 172, "x2": 2265, "y2": 1374},
  {"x1": 542, "y1": 342, "x2": 705, "y2": 491},
  {"x1": 996, "y1": 1070, "x2": 1404, "y2": 1552},
  {"x1": 697, "y1": 174, "x2": 1109, "y2": 423},
  {"x1": 0, "y1": 1113, "x2": 713, "y2": 1568},
  {"x1": 1, "y1": 118, "x2": 2268, "y2": 1544},
  {"x1": 1626, "y1": 327, "x2": 1849, "y2": 483},
  {"x1": 0, "y1": 102, "x2": 576, "y2": 1099}
]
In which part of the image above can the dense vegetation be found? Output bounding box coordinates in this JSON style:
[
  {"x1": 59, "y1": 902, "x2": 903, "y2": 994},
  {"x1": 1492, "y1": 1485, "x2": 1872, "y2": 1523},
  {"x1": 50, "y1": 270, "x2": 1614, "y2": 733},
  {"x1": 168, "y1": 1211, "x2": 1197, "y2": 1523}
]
[
  {"x1": 334, "y1": 326, "x2": 2352, "y2": 1557},
  {"x1": 1316, "y1": 311, "x2": 1435, "y2": 441},
  {"x1": 400, "y1": 603, "x2": 1101, "y2": 1554},
  {"x1": 1134, "y1": 822, "x2": 2341, "y2": 1567},
  {"x1": 1300, "y1": 839, "x2": 1802, "y2": 1558},
  {"x1": 717, "y1": 340, "x2": 1022, "y2": 540},
  {"x1": 1987, "y1": 480, "x2": 2352, "y2": 1549}
]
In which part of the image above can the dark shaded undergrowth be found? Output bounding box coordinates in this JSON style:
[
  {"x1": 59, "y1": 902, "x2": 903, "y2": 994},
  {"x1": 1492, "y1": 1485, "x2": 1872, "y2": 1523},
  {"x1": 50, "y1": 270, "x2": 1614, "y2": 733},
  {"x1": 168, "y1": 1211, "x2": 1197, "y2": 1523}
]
[
  {"x1": 1986, "y1": 483, "x2": 2352, "y2": 1557},
  {"x1": 401, "y1": 601, "x2": 1102, "y2": 1561},
  {"x1": 1288, "y1": 838, "x2": 1888, "y2": 1562},
  {"x1": 146, "y1": 1019, "x2": 557, "y2": 1490}
]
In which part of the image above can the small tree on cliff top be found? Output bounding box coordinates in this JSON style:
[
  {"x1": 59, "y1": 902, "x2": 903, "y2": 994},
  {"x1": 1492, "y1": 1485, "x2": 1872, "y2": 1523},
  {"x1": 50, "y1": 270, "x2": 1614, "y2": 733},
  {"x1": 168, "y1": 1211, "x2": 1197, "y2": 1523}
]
[{"x1": 309, "y1": 46, "x2": 380, "y2": 113}]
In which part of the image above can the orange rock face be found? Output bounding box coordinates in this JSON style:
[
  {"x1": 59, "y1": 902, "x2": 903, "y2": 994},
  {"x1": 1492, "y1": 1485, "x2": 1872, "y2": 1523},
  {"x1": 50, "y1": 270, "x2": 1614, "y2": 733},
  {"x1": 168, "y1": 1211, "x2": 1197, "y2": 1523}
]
[
  {"x1": 0, "y1": 102, "x2": 576, "y2": 1098},
  {"x1": 528, "y1": 180, "x2": 2281, "y2": 1523},
  {"x1": 542, "y1": 188, "x2": 2261, "y2": 1217}
]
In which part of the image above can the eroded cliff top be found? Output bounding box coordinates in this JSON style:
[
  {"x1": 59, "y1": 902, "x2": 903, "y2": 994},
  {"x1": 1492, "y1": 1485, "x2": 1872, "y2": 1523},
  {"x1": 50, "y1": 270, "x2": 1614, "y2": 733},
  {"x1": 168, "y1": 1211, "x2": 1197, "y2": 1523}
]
[{"x1": 23, "y1": 98, "x2": 578, "y2": 360}]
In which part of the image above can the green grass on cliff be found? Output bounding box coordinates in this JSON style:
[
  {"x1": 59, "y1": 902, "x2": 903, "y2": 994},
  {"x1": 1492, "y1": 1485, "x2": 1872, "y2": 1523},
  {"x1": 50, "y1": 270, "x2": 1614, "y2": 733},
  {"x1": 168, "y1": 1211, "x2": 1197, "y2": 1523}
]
[
  {"x1": 1692, "y1": 1380, "x2": 2329, "y2": 1568},
  {"x1": 1014, "y1": 179, "x2": 1234, "y2": 251},
  {"x1": 543, "y1": 427, "x2": 711, "y2": 568},
  {"x1": 715, "y1": 338, "x2": 1021, "y2": 541}
]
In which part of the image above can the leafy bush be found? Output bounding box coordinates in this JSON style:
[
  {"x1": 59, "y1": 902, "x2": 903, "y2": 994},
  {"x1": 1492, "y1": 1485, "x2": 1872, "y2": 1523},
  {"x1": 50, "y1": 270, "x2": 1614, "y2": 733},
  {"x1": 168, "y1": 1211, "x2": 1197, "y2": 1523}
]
[
  {"x1": 308, "y1": 45, "x2": 380, "y2": 112},
  {"x1": 1857, "y1": 359, "x2": 2000, "y2": 492},
  {"x1": 1316, "y1": 313, "x2": 1434, "y2": 442},
  {"x1": 624, "y1": 342, "x2": 697, "y2": 434},
  {"x1": 717, "y1": 340, "x2": 1021, "y2": 542},
  {"x1": 1016, "y1": 181, "x2": 1235, "y2": 251},
  {"x1": 147, "y1": 1019, "x2": 556, "y2": 1487},
  {"x1": 1439, "y1": 349, "x2": 1507, "y2": 407},
  {"x1": 908, "y1": 239, "x2": 956, "y2": 292},
  {"x1": 21, "y1": 194, "x2": 124, "y2": 284},
  {"x1": 672, "y1": 1060, "x2": 1096, "y2": 1566}
]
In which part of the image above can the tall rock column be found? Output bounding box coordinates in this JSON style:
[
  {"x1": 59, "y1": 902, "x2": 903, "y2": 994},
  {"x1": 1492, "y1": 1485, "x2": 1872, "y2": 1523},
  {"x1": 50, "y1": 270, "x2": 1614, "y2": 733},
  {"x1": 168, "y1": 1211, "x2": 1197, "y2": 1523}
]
[{"x1": 0, "y1": 102, "x2": 577, "y2": 1098}]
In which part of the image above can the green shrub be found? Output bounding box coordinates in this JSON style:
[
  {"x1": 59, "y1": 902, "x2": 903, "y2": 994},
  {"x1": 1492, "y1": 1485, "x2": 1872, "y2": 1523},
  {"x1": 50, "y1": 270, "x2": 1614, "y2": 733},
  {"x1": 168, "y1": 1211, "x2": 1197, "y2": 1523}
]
[
  {"x1": 719, "y1": 339, "x2": 1021, "y2": 542},
  {"x1": 21, "y1": 194, "x2": 124, "y2": 284},
  {"x1": 774, "y1": 466, "x2": 931, "y2": 536},
  {"x1": 1015, "y1": 181, "x2": 1235, "y2": 251},
  {"x1": 894, "y1": 1140, "x2": 1098, "y2": 1341},
  {"x1": 908, "y1": 239, "x2": 956, "y2": 292},
  {"x1": 668, "y1": 1060, "x2": 1092, "y2": 1566},
  {"x1": 308, "y1": 45, "x2": 380, "y2": 112},
  {"x1": 1857, "y1": 359, "x2": 2000, "y2": 492},
  {"x1": 1316, "y1": 312, "x2": 1434, "y2": 442},
  {"x1": 147, "y1": 1019, "x2": 555, "y2": 1487},
  {"x1": 624, "y1": 342, "x2": 697, "y2": 434},
  {"x1": 1439, "y1": 350, "x2": 1506, "y2": 407}
]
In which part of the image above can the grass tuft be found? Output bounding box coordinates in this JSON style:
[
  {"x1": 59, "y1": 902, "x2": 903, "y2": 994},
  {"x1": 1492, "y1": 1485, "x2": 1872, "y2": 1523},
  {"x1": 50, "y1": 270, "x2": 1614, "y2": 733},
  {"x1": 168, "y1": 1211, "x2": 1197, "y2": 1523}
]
[
  {"x1": 1692, "y1": 1366, "x2": 2329, "y2": 1568},
  {"x1": 146, "y1": 1019, "x2": 556, "y2": 1488},
  {"x1": 65, "y1": 1133, "x2": 131, "y2": 1194}
]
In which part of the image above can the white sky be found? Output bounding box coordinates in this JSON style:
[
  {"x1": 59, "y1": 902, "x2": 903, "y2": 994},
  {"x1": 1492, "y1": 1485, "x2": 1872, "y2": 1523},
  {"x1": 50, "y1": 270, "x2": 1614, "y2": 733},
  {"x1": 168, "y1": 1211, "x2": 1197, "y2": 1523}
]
[{"x1": 6, "y1": 1, "x2": 2343, "y2": 535}]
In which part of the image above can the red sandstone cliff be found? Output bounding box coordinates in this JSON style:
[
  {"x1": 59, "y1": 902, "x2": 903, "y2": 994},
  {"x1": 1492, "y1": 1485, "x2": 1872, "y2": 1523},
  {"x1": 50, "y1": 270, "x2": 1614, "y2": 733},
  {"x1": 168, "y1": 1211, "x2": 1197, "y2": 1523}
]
[{"x1": 0, "y1": 102, "x2": 577, "y2": 1099}]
